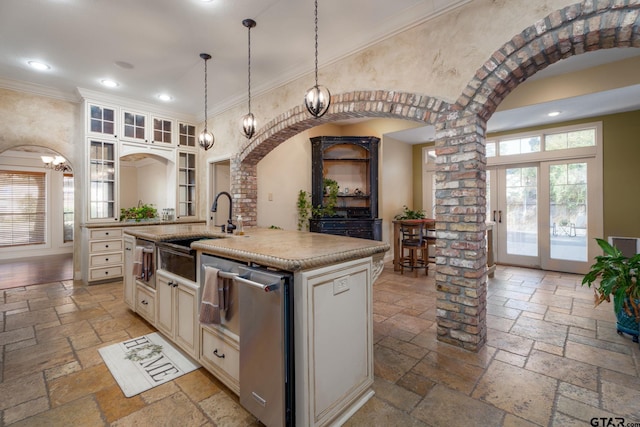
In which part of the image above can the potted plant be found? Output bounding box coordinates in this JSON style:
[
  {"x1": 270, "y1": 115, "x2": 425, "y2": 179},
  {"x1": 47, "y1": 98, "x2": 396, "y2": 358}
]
[
  {"x1": 582, "y1": 238, "x2": 640, "y2": 342},
  {"x1": 394, "y1": 205, "x2": 426, "y2": 220},
  {"x1": 296, "y1": 190, "x2": 311, "y2": 231},
  {"x1": 120, "y1": 204, "x2": 158, "y2": 222},
  {"x1": 312, "y1": 178, "x2": 340, "y2": 218}
]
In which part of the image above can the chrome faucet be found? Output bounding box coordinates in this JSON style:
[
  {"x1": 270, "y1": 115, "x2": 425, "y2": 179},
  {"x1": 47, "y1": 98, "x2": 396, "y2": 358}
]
[{"x1": 211, "y1": 191, "x2": 236, "y2": 234}]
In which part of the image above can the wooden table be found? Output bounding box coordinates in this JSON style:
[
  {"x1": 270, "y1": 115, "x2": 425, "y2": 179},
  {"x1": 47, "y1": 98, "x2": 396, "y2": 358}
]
[{"x1": 392, "y1": 219, "x2": 435, "y2": 272}]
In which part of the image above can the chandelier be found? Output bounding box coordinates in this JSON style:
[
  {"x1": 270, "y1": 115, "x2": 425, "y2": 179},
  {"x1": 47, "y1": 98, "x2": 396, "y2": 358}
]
[
  {"x1": 198, "y1": 53, "x2": 215, "y2": 150},
  {"x1": 304, "y1": 0, "x2": 331, "y2": 118},
  {"x1": 241, "y1": 18, "x2": 257, "y2": 139},
  {"x1": 41, "y1": 155, "x2": 72, "y2": 172}
]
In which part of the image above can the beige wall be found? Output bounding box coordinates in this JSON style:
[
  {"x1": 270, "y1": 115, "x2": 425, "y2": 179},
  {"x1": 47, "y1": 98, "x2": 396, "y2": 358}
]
[{"x1": 488, "y1": 109, "x2": 640, "y2": 239}]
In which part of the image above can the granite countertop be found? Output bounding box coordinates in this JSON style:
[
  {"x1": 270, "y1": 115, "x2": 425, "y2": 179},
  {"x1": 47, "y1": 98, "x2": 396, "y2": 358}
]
[
  {"x1": 124, "y1": 225, "x2": 390, "y2": 271},
  {"x1": 82, "y1": 220, "x2": 206, "y2": 229}
]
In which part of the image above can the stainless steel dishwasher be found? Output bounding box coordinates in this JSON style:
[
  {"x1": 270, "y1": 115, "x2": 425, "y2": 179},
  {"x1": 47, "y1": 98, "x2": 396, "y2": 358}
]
[{"x1": 235, "y1": 265, "x2": 294, "y2": 427}]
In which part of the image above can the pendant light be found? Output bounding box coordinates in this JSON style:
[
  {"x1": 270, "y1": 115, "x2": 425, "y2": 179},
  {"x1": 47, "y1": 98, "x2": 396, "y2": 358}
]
[
  {"x1": 242, "y1": 18, "x2": 257, "y2": 139},
  {"x1": 198, "y1": 53, "x2": 215, "y2": 150},
  {"x1": 304, "y1": 0, "x2": 331, "y2": 118}
]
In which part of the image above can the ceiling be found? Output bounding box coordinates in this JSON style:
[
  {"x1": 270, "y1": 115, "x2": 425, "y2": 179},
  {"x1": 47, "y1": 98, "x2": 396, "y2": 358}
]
[
  {"x1": 1, "y1": 0, "x2": 639, "y2": 142},
  {"x1": 0, "y1": 0, "x2": 470, "y2": 118}
]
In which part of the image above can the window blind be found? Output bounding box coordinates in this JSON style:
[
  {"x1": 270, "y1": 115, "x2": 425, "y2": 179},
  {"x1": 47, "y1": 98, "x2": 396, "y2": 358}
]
[{"x1": 0, "y1": 170, "x2": 46, "y2": 247}]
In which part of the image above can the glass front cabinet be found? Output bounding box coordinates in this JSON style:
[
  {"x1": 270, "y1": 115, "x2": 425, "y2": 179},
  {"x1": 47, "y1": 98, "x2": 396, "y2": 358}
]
[
  {"x1": 177, "y1": 151, "x2": 196, "y2": 218},
  {"x1": 88, "y1": 138, "x2": 118, "y2": 221}
]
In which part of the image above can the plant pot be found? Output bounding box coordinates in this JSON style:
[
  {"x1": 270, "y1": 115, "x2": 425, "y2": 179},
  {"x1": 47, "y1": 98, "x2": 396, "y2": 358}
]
[{"x1": 615, "y1": 297, "x2": 639, "y2": 343}]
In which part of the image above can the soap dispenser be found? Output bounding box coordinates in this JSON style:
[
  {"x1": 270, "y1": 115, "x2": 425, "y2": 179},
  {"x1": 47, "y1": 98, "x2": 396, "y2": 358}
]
[{"x1": 237, "y1": 215, "x2": 244, "y2": 235}]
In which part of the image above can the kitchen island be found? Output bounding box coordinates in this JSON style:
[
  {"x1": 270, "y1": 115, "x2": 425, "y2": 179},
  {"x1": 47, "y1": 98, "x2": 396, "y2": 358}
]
[{"x1": 123, "y1": 225, "x2": 389, "y2": 427}]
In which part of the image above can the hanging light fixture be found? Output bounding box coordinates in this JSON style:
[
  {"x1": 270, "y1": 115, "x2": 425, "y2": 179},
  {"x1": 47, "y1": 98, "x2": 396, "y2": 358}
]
[
  {"x1": 304, "y1": 0, "x2": 331, "y2": 118},
  {"x1": 241, "y1": 18, "x2": 257, "y2": 139},
  {"x1": 41, "y1": 155, "x2": 72, "y2": 172},
  {"x1": 198, "y1": 53, "x2": 215, "y2": 150}
]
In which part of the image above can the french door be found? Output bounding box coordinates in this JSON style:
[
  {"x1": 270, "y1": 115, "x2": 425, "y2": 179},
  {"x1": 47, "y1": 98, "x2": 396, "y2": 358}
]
[{"x1": 489, "y1": 158, "x2": 602, "y2": 274}]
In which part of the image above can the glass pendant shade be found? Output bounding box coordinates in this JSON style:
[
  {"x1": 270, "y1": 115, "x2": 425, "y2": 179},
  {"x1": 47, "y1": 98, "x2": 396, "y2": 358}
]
[
  {"x1": 242, "y1": 112, "x2": 256, "y2": 139},
  {"x1": 304, "y1": 84, "x2": 331, "y2": 118},
  {"x1": 198, "y1": 129, "x2": 214, "y2": 150}
]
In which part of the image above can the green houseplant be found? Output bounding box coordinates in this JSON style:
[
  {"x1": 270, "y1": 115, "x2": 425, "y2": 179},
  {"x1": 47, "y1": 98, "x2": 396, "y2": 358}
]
[
  {"x1": 582, "y1": 238, "x2": 640, "y2": 342},
  {"x1": 394, "y1": 205, "x2": 426, "y2": 220},
  {"x1": 312, "y1": 178, "x2": 340, "y2": 218},
  {"x1": 120, "y1": 204, "x2": 158, "y2": 222},
  {"x1": 296, "y1": 190, "x2": 312, "y2": 231}
]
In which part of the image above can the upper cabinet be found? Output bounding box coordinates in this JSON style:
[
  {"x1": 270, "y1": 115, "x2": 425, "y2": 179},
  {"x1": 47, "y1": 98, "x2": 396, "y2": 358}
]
[
  {"x1": 152, "y1": 116, "x2": 174, "y2": 145},
  {"x1": 88, "y1": 102, "x2": 118, "y2": 138},
  {"x1": 88, "y1": 138, "x2": 118, "y2": 222},
  {"x1": 178, "y1": 122, "x2": 197, "y2": 149},
  {"x1": 80, "y1": 92, "x2": 198, "y2": 223},
  {"x1": 177, "y1": 151, "x2": 197, "y2": 218},
  {"x1": 121, "y1": 109, "x2": 148, "y2": 143}
]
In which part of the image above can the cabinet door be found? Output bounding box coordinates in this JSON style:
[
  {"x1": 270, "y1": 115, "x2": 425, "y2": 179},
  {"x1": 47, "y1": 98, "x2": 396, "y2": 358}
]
[
  {"x1": 152, "y1": 116, "x2": 174, "y2": 145},
  {"x1": 156, "y1": 271, "x2": 175, "y2": 336},
  {"x1": 175, "y1": 282, "x2": 197, "y2": 356},
  {"x1": 123, "y1": 236, "x2": 134, "y2": 308},
  {"x1": 177, "y1": 151, "x2": 196, "y2": 217},
  {"x1": 121, "y1": 109, "x2": 148, "y2": 143},
  {"x1": 178, "y1": 122, "x2": 197, "y2": 148},
  {"x1": 88, "y1": 139, "x2": 118, "y2": 221},
  {"x1": 88, "y1": 103, "x2": 117, "y2": 138}
]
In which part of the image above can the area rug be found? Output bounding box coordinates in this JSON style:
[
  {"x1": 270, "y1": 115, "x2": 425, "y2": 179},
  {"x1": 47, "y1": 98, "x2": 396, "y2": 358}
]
[{"x1": 99, "y1": 332, "x2": 200, "y2": 397}]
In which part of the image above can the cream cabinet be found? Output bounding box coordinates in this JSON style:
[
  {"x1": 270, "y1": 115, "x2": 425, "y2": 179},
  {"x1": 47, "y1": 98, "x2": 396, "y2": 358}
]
[
  {"x1": 135, "y1": 282, "x2": 156, "y2": 325},
  {"x1": 84, "y1": 227, "x2": 124, "y2": 284},
  {"x1": 199, "y1": 325, "x2": 240, "y2": 395},
  {"x1": 123, "y1": 235, "x2": 135, "y2": 308},
  {"x1": 156, "y1": 270, "x2": 198, "y2": 358},
  {"x1": 178, "y1": 122, "x2": 197, "y2": 149},
  {"x1": 121, "y1": 109, "x2": 148, "y2": 143},
  {"x1": 152, "y1": 116, "x2": 174, "y2": 145},
  {"x1": 294, "y1": 257, "x2": 374, "y2": 427},
  {"x1": 177, "y1": 151, "x2": 197, "y2": 218},
  {"x1": 88, "y1": 139, "x2": 119, "y2": 222}
]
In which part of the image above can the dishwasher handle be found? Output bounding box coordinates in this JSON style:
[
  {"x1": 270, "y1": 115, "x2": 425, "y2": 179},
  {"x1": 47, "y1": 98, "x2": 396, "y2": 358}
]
[{"x1": 234, "y1": 274, "x2": 280, "y2": 292}]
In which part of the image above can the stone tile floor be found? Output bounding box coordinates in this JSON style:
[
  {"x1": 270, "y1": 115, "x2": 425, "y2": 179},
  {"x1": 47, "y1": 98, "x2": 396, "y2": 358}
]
[{"x1": 1, "y1": 262, "x2": 639, "y2": 426}]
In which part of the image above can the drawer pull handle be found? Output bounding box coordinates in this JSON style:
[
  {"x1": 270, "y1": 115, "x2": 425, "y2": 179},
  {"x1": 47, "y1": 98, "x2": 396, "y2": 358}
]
[
  {"x1": 105, "y1": 271, "x2": 109, "y2": 275},
  {"x1": 105, "y1": 258, "x2": 109, "y2": 262},
  {"x1": 141, "y1": 300, "x2": 148, "y2": 305},
  {"x1": 213, "y1": 349, "x2": 225, "y2": 358},
  {"x1": 106, "y1": 232, "x2": 109, "y2": 236},
  {"x1": 105, "y1": 244, "x2": 109, "y2": 248}
]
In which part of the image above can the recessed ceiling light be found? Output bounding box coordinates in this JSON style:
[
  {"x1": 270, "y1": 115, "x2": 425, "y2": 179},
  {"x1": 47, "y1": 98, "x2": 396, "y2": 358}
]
[
  {"x1": 100, "y1": 79, "x2": 119, "y2": 88},
  {"x1": 158, "y1": 94, "x2": 172, "y2": 102},
  {"x1": 548, "y1": 111, "x2": 561, "y2": 117},
  {"x1": 27, "y1": 61, "x2": 51, "y2": 71}
]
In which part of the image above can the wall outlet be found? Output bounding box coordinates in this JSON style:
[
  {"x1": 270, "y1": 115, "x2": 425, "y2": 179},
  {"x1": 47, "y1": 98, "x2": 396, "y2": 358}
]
[{"x1": 333, "y1": 276, "x2": 349, "y2": 295}]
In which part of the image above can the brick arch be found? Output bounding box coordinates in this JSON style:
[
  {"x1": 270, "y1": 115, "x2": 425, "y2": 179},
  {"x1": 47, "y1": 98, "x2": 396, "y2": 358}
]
[
  {"x1": 434, "y1": 1, "x2": 640, "y2": 351},
  {"x1": 232, "y1": 90, "x2": 453, "y2": 225}
]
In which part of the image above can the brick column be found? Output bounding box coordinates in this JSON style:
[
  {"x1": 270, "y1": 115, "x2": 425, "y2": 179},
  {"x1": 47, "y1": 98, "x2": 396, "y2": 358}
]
[
  {"x1": 230, "y1": 156, "x2": 258, "y2": 227},
  {"x1": 434, "y1": 112, "x2": 488, "y2": 352}
]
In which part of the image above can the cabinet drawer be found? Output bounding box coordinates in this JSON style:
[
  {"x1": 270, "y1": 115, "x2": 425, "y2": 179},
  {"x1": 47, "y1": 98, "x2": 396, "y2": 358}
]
[
  {"x1": 201, "y1": 327, "x2": 239, "y2": 382},
  {"x1": 90, "y1": 239, "x2": 123, "y2": 253},
  {"x1": 89, "y1": 265, "x2": 123, "y2": 281},
  {"x1": 90, "y1": 252, "x2": 123, "y2": 267},
  {"x1": 90, "y1": 228, "x2": 123, "y2": 240},
  {"x1": 135, "y1": 285, "x2": 156, "y2": 324}
]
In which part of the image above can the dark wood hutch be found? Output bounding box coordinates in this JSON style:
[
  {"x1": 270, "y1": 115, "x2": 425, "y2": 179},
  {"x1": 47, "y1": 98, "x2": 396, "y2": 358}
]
[{"x1": 309, "y1": 136, "x2": 382, "y2": 240}]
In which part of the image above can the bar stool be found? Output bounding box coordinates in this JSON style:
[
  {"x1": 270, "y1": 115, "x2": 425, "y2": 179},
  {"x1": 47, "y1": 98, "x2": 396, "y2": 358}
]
[{"x1": 399, "y1": 222, "x2": 432, "y2": 277}]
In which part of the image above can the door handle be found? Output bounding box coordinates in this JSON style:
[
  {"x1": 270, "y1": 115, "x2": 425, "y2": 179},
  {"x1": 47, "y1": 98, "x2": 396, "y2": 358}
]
[
  {"x1": 498, "y1": 210, "x2": 502, "y2": 223},
  {"x1": 492, "y1": 210, "x2": 496, "y2": 222},
  {"x1": 213, "y1": 349, "x2": 225, "y2": 358}
]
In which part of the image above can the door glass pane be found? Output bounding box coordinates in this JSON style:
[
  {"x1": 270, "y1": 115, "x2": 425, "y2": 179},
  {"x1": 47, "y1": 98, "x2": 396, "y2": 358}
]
[
  {"x1": 550, "y1": 163, "x2": 588, "y2": 261},
  {"x1": 506, "y1": 167, "x2": 537, "y2": 256}
]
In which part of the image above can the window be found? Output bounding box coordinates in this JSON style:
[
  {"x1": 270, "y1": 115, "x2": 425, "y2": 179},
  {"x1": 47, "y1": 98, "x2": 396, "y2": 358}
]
[
  {"x1": 63, "y1": 173, "x2": 74, "y2": 243},
  {"x1": 0, "y1": 171, "x2": 46, "y2": 247}
]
